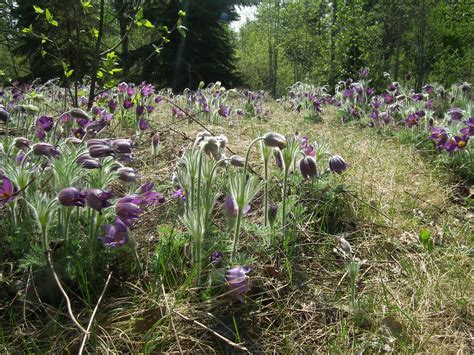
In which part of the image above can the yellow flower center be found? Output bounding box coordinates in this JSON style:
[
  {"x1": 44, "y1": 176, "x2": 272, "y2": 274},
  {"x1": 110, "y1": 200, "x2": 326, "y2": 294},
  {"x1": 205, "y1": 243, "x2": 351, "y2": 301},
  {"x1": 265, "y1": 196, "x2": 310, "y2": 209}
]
[{"x1": 458, "y1": 140, "x2": 466, "y2": 148}]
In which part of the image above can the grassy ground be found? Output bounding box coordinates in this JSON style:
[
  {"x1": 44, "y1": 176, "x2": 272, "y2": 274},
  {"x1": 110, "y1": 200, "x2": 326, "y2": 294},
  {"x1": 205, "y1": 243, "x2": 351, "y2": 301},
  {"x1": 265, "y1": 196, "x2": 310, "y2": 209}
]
[{"x1": 2, "y1": 101, "x2": 472, "y2": 353}]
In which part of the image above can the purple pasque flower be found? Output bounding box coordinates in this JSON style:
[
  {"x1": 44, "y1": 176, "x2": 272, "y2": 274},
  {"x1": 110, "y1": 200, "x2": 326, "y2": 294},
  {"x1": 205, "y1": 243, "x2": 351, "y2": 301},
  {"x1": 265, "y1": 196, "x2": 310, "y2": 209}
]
[
  {"x1": 88, "y1": 144, "x2": 114, "y2": 158},
  {"x1": 111, "y1": 138, "x2": 133, "y2": 154},
  {"x1": 76, "y1": 116, "x2": 90, "y2": 128},
  {"x1": 422, "y1": 84, "x2": 434, "y2": 94},
  {"x1": 118, "y1": 82, "x2": 128, "y2": 93},
  {"x1": 173, "y1": 188, "x2": 186, "y2": 201},
  {"x1": 0, "y1": 175, "x2": 18, "y2": 203},
  {"x1": 367, "y1": 87, "x2": 376, "y2": 96},
  {"x1": 77, "y1": 154, "x2": 102, "y2": 169},
  {"x1": 224, "y1": 194, "x2": 250, "y2": 217},
  {"x1": 268, "y1": 204, "x2": 278, "y2": 226},
  {"x1": 123, "y1": 98, "x2": 134, "y2": 110},
  {"x1": 116, "y1": 202, "x2": 142, "y2": 226},
  {"x1": 116, "y1": 167, "x2": 137, "y2": 182},
  {"x1": 299, "y1": 156, "x2": 318, "y2": 179},
  {"x1": 16, "y1": 151, "x2": 26, "y2": 166},
  {"x1": 236, "y1": 108, "x2": 245, "y2": 116},
  {"x1": 154, "y1": 95, "x2": 163, "y2": 104},
  {"x1": 0, "y1": 107, "x2": 9, "y2": 123},
  {"x1": 412, "y1": 93, "x2": 424, "y2": 102},
  {"x1": 406, "y1": 112, "x2": 419, "y2": 128},
  {"x1": 444, "y1": 135, "x2": 469, "y2": 152},
  {"x1": 343, "y1": 88, "x2": 354, "y2": 98},
  {"x1": 58, "y1": 187, "x2": 86, "y2": 207},
  {"x1": 138, "y1": 118, "x2": 149, "y2": 131},
  {"x1": 86, "y1": 118, "x2": 108, "y2": 133},
  {"x1": 350, "y1": 105, "x2": 360, "y2": 119},
  {"x1": 447, "y1": 108, "x2": 463, "y2": 121},
  {"x1": 383, "y1": 93, "x2": 394, "y2": 104},
  {"x1": 14, "y1": 137, "x2": 30, "y2": 149},
  {"x1": 358, "y1": 67, "x2": 369, "y2": 78},
  {"x1": 329, "y1": 155, "x2": 349, "y2": 174},
  {"x1": 172, "y1": 106, "x2": 185, "y2": 118},
  {"x1": 32, "y1": 143, "x2": 60, "y2": 157},
  {"x1": 140, "y1": 83, "x2": 155, "y2": 97},
  {"x1": 388, "y1": 82, "x2": 399, "y2": 92},
  {"x1": 108, "y1": 100, "x2": 118, "y2": 112},
  {"x1": 35, "y1": 127, "x2": 46, "y2": 141},
  {"x1": 461, "y1": 117, "x2": 474, "y2": 137},
  {"x1": 37, "y1": 115, "x2": 54, "y2": 132},
  {"x1": 117, "y1": 153, "x2": 133, "y2": 163},
  {"x1": 210, "y1": 251, "x2": 223, "y2": 264},
  {"x1": 86, "y1": 189, "x2": 113, "y2": 213},
  {"x1": 370, "y1": 110, "x2": 379, "y2": 121},
  {"x1": 429, "y1": 127, "x2": 448, "y2": 148},
  {"x1": 136, "y1": 105, "x2": 145, "y2": 116},
  {"x1": 274, "y1": 149, "x2": 283, "y2": 170},
  {"x1": 218, "y1": 104, "x2": 230, "y2": 118},
  {"x1": 134, "y1": 181, "x2": 165, "y2": 204},
  {"x1": 426, "y1": 99, "x2": 434, "y2": 110},
  {"x1": 127, "y1": 86, "x2": 135, "y2": 97},
  {"x1": 100, "y1": 218, "x2": 129, "y2": 247},
  {"x1": 371, "y1": 98, "x2": 382, "y2": 110},
  {"x1": 380, "y1": 111, "x2": 391, "y2": 124},
  {"x1": 225, "y1": 266, "x2": 251, "y2": 302},
  {"x1": 146, "y1": 105, "x2": 155, "y2": 113},
  {"x1": 72, "y1": 127, "x2": 86, "y2": 139}
]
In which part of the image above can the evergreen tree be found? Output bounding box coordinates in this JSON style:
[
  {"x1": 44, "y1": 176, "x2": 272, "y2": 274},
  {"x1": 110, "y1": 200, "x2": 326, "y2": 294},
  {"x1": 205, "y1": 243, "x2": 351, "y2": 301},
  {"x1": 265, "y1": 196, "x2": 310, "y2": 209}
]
[{"x1": 128, "y1": 0, "x2": 250, "y2": 90}]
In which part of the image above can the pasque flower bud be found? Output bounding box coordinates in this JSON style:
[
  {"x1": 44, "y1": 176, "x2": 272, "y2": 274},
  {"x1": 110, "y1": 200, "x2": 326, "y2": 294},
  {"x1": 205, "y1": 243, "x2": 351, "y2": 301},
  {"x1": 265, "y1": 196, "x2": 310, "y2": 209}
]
[
  {"x1": 299, "y1": 156, "x2": 318, "y2": 179},
  {"x1": 263, "y1": 132, "x2": 287, "y2": 149}
]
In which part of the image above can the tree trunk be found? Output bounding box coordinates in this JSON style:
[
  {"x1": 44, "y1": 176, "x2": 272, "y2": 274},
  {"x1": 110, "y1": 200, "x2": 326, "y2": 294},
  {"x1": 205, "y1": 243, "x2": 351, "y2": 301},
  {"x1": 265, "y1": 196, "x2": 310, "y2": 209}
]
[{"x1": 87, "y1": 0, "x2": 105, "y2": 110}]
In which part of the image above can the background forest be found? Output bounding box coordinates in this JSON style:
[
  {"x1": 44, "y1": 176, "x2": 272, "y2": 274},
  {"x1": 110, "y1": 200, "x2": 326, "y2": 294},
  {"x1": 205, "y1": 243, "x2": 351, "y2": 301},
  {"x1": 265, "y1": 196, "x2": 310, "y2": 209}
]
[{"x1": 0, "y1": 0, "x2": 473, "y2": 96}]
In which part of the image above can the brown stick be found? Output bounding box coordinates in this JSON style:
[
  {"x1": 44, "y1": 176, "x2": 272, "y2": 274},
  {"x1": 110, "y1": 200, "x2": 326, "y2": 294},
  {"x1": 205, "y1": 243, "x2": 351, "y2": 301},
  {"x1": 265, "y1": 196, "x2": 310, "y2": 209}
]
[
  {"x1": 47, "y1": 251, "x2": 88, "y2": 334},
  {"x1": 173, "y1": 310, "x2": 249, "y2": 353},
  {"x1": 78, "y1": 272, "x2": 113, "y2": 355}
]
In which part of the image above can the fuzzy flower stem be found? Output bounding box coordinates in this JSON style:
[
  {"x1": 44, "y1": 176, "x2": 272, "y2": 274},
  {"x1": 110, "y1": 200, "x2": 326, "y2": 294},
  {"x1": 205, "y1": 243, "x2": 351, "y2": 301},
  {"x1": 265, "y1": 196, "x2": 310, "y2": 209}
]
[
  {"x1": 231, "y1": 137, "x2": 264, "y2": 260},
  {"x1": 263, "y1": 156, "x2": 269, "y2": 227},
  {"x1": 281, "y1": 166, "x2": 290, "y2": 238},
  {"x1": 243, "y1": 137, "x2": 265, "y2": 178}
]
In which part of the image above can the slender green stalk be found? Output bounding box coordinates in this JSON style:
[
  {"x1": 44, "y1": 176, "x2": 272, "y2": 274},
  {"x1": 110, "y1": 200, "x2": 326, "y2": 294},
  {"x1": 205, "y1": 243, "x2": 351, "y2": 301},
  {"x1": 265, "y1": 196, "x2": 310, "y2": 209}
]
[
  {"x1": 231, "y1": 205, "x2": 243, "y2": 259},
  {"x1": 231, "y1": 136, "x2": 264, "y2": 260},
  {"x1": 129, "y1": 234, "x2": 143, "y2": 274},
  {"x1": 63, "y1": 208, "x2": 72, "y2": 241},
  {"x1": 263, "y1": 157, "x2": 269, "y2": 227},
  {"x1": 281, "y1": 167, "x2": 289, "y2": 236}
]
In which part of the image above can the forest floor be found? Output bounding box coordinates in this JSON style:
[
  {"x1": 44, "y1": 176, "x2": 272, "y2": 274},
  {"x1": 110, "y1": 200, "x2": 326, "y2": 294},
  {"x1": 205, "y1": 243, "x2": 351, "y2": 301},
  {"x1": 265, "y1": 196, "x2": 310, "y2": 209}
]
[{"x1": 5, "y1": 101, "x2": 473, "y2": 354}]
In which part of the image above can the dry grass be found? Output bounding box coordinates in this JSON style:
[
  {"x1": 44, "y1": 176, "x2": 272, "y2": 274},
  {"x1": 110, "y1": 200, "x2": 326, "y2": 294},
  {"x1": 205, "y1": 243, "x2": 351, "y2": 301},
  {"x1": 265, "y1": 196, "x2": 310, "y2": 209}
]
[{"x1": 3, "y1": 101, "x2": 472, "y2": 353}]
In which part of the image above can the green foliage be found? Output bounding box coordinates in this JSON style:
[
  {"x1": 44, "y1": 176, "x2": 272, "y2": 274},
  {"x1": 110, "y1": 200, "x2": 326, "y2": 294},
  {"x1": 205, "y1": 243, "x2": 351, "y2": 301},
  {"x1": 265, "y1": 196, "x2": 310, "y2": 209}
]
[{"x1": 237, "y1": 0, "x2": 474, "y2": 93}]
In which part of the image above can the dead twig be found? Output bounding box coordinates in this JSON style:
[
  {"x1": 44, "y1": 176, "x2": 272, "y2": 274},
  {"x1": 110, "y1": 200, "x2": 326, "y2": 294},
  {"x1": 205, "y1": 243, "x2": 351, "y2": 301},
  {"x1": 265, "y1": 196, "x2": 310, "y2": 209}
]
[
  {"x1": 78, "y1": 271, "x2": 113, "y2": 355},
  {"x1": 47, "y1": 251, "x2": 88, "y2": 334},
  {"x1": 173, "y1": 310, "x2": 250, "y2": 353}
]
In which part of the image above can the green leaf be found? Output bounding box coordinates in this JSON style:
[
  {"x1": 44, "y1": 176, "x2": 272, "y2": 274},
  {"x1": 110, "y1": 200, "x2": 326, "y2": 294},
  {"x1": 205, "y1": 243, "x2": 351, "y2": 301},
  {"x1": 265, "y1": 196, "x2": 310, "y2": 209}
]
[
  {"x1": 91, "y1": 28, "x2": 99, "y2": 39},
  {"x1": 96, "y1": 70, "x2": 104, "y2": 79},
  {"x1": 22, "y1": 25, "x2": 33, "y2": 34},
  {"x1": 142, "y1": 19, "x2": 155, "y2": 28},
  {"x1": 419, "y1": 228, "x2": 433, "y2": 250},
  {"x1": 178, "y1": 10, "x2": 186, "y2": 17},
  {"x1": 65, "y1": 69, "x2": 74, "y2": 78},
  {"x1": 178, "y1": 25, "x2": 188, "y2": 38},
  {"x1": 81, "y1": 0, "x2": 93, "y2": 8},
  {"x1": 45, "y1": 9, "x2": 58, "y2": 26},
  {"x1": 33, "y1": 5, "x2": 44, "y2": 14}
]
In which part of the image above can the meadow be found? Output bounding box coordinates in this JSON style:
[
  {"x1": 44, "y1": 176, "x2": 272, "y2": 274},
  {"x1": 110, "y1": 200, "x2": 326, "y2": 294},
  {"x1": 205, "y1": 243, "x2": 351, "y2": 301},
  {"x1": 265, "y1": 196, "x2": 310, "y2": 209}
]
[{"x1": 0, "y1": 77, "x2": 472, "y2": 353}]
